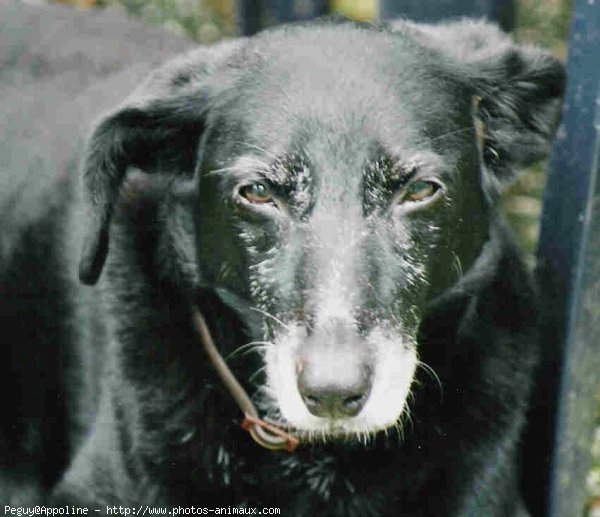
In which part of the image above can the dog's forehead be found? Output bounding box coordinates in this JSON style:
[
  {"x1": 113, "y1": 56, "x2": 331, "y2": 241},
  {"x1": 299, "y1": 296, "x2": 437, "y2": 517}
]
[{"x1": 217, "y1": 25, "x2": 469, "y2": 165}]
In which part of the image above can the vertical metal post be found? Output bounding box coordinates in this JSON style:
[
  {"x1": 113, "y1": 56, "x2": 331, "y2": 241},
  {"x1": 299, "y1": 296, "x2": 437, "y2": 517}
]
[
  {"x1": 237, "y1": 0, "x2": 329, "y2": 35},
  {"x1": 533, "y1": 0, "x2": 600, "y2": 515},
  {"x1": 378, "y1": 0, "x2": 514, "y2": 31},
  {"x1": 265, "y1": 0, "x2": 329, "y2": 24},
  {"x1": 237, "y1": 0, "x2": 266, "y2": 36}
]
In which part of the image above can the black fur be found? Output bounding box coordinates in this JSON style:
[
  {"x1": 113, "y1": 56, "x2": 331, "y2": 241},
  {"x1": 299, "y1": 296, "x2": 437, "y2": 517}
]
[{"x1": 0, "y1": 3, "x2": 564, "y2": 515}]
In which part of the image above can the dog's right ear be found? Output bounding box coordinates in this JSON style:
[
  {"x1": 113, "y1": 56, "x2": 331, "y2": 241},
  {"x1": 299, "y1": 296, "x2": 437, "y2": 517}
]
[{"x1": 78, "y1": 41, "x2": 243, "y2": 285}]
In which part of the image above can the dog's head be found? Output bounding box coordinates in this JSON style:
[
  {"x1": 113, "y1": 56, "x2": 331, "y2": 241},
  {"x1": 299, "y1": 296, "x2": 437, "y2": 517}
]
[{"x1": 78, "y1": 19, "x2": 563, "y2": 440}]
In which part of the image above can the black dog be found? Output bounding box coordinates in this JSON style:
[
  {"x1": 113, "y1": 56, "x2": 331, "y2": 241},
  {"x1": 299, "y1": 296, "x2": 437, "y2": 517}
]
[{"x1": 0, "y1": 2, "x2": 564, "y2": 515}]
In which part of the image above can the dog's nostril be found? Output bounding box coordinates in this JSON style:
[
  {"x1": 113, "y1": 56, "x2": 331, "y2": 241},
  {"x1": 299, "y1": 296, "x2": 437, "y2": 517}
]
[
  {"x1": 304, "y1": 395, "x2": 322, "y2": 410},
  {"x1": 343, "y1": 394, "x2": 366, "y2": 411}
]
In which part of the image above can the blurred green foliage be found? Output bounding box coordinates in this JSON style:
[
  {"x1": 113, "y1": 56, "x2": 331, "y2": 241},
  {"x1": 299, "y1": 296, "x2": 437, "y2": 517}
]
[{"x1": 105, "y1": 0, "x2": 234, "y2": 42}]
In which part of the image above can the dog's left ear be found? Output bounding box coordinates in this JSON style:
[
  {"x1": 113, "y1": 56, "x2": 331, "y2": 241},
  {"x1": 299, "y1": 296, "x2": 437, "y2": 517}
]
[
  {"x1": 398, "y1": 19, "x2": 565, "y2": 189},
  {"x1": 78, "y1": 41, "x2": 243, "y2": 285}
]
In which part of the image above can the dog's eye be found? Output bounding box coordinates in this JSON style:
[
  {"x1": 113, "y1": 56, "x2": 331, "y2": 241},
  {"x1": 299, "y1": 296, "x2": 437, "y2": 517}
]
[
  {"x1": 402, "y1": 180, "x2": 440, "y2": 203},
  {"x1": 239, "y1": 182, "x2": 274, "y2": 204}
]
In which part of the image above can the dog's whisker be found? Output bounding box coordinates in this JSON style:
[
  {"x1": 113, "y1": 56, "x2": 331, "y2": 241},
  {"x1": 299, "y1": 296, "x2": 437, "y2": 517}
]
[
  {"x1": 394, "y1": 420, "x2": 405, "y2": 443},
  {"x1": 225, "y1": 340, "x2": 272, "y2": 360},
  {"x1": 412, "y1": 126, "x2": 474, "y2": 148},
  {"x1": 417, "y1": 360, "x2": 444, "y2": 398},
  {"x1": 232, "y1": 140, "x2": 280, "y2": 161},
  {"x1": 205, "y1": 166, "x2": 236, "y2": 177},
  {"x1": 403, "y1": 405, "x2": 414, "y2": 431},
  {"x1": 452, "y1": 251, "x2": 464, "y2": 279},
  {"x1": 206, "y1": 165, "x2": 271, "y2": 178},
  {"x1": 249, "y1": 365, "x2": 268, "y2": 385},
  {"x1": 250, "y1": 306, "x2": 290, "y2": 330}
]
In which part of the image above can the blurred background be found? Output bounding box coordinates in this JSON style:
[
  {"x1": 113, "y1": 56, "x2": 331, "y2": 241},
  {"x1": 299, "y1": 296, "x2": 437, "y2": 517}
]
[{"x1": 21, "y1": 0, "x2": 600, "y2": 514}]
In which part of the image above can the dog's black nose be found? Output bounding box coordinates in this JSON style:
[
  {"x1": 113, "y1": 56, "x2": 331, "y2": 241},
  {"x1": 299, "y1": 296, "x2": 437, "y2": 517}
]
[{"x1": 298, "y1": 380, "x2": 370, "y2": 418}]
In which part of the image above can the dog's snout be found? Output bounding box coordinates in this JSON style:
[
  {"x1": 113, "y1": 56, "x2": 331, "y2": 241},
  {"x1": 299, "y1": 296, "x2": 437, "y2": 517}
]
[{"x1": 296, "y1": 324, "x2": 372, "y2": 418}]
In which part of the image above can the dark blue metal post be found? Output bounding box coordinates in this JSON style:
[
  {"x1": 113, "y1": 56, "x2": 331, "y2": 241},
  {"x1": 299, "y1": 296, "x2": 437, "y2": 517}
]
[
  {"x1": 237, "y1": 0, "x2": 265, "y2": 36},
  {"x1": 533, "y1": 0, "x2": 600, "y2": 515},
  {"x1": 265, "y1": 0, "x2": 329, "y2": 24},
  {"x1": 379, "y1": 0, "x2": 514, "y2": 31},
  {"x1": 237, "y1": 0, "x2": 329, "y2": 35}
]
